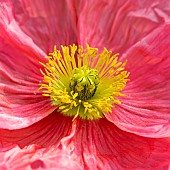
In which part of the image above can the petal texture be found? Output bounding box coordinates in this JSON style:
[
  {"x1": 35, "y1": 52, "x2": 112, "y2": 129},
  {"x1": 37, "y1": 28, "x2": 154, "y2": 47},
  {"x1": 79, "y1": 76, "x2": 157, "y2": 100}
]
[
  {"x1": 57, "y1": 118, "x2": 170, "y2": 170},
  {"x1": 106, "y1": 24, "x2": 170, "y2": 137},
  {"x1": 0, "y1": 144, "x2": 81, "y2": 170},
  {"x1": 1, "y1": 119, "x2": 170, "y2": 170},
  {"x1": 10, "y1": 0, "x2": 77, "y2": 53},
  {"x1": 76, "y1": 0, "x2": 169, "y2": 53},
  {"x1": 0, "y1": 2, "x2": 59, "y2": 129},
  {"x1": 0, "y1": 35, "x2": 55, "y2": 129},
  {"x1": 0, "y1": 111, "x2": 72, "y2": 151}
]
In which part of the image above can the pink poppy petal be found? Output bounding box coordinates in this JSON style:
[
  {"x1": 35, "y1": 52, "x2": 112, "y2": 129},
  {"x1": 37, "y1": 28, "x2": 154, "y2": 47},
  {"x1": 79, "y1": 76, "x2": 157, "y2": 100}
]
[
  {"x1": 0, "y1": 111, "x2": 72, "y2": 151},
  {"x1": 0, "y1": 144, "x2": 81, "y2": 170},
  {"x1": 0, "y1": 146, "x2": 168, "y2": 170},
  {"x1": 159, "y1": 164, "x2": 170, "y2": 170},
  {"x1": 0, "y1": 1, "x2": 46, "y2": 58},
  {"x1": 59, "y1": 118, "x2": 170, "y2": 170},
  {"x1": 6, "y1": 0, "x2": 77, "y2": 53},
  {"x1": 0, "y1": 32, "x2": 55, "y2": 129},
  {"x1": 105, "y1": 24, "x2": 170, "y2": 137},
  {"x1": 77, "y1": 0, "x2": 169, "y2": 53}
]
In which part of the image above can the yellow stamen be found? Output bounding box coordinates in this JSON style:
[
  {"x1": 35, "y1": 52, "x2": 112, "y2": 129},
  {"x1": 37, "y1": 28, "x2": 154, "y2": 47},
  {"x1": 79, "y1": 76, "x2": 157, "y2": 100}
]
[{"x1": 39, "y1": 44, "x2": 130, "y2": 120}]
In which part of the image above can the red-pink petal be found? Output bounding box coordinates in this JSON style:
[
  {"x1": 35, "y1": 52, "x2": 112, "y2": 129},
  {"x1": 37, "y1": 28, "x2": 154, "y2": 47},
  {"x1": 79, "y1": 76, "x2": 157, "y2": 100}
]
[
  {"x1": 58, "y1": 118, "x2": 170, "y2": 170},
  {"x1": 1, "y1": 118, "x2": 169, "y2": 170},
  {"x1": 5, "y1": 0, "x2": 77, "y2": 53},
  {"x1": 0, "y1": 111, "x2": 72, "y2": 151},
  {"x1": 77, "y1": 0, "x2": 169, "y2": 53},
  {"x1": 160, "y1": 164, "x2": 170, "y2": 170},
  {"x1": 0, "y1": 144, "x2": 81, "y2": 170},
  {"x1": 0, "y1": 1, "x2": 46, "y2": 58},
  {"x1": 0, "y1": 33, "x2": 55, "y2": 129},
  {"x1": 105, "y1": 24, "x2": 170, "y2": 137}
]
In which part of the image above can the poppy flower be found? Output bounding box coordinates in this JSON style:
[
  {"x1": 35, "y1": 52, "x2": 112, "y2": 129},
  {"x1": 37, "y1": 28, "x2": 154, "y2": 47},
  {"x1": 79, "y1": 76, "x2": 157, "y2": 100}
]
[{"x1": 0, "y1": 0, "x2": 170, "y2": 169}]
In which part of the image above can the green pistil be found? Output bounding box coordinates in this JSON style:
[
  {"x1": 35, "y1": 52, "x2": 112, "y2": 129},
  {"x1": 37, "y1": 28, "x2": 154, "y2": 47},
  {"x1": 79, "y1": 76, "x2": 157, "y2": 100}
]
[{"x1": 69, "y1": 66, "x2": 100, "y2": 100}]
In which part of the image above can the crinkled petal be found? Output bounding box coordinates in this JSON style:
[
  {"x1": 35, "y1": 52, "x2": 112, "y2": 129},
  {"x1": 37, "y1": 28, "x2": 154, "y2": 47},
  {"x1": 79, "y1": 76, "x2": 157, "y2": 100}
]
[
  {"x1": 0, "y1": 111, "x2": 72, "y2": 151},
  {"x1": 0, "y1": 1, "x2": 46, "y2": 58},
  {"x1": 57, "y1": 118, "x2": 170, "y2": 170},
  {"x1": 76, "y1": 0, "x2": 169, "y2": 53},
  {"x1": 0, "y1": 119, "x2": 169, "y2": 170},
  {"x1": 6, "y1": 0, "x2": 77, "y2": 53},
  {"x1": 0, "y1": 144, "x2": 81, "y2": 170},
  {"x1": 160, "y1": 164, "x2": 170, "y2": 170},
  {"x1": 105, "y1": 24, "x2": 170, "y2": 137},
  {"x1": 0, "y1": 33, "x2": 55, "y2": 129}
]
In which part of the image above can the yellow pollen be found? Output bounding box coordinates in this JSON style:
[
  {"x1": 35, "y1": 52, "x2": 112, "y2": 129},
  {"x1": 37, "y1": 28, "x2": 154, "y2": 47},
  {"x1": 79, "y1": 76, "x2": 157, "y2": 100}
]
[{"x1": 39, "y1": 44, "x2": 130, "y2": 120}]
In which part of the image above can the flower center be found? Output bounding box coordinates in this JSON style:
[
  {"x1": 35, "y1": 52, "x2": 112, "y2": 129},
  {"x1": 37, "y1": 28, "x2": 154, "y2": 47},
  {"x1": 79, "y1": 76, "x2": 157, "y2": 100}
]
[
  {"x1": 39, "y1": 44, "x2": 130, "y2": 120},
  {"x1": 70, "y1": 66, "x2": 100, "y2": 100}
]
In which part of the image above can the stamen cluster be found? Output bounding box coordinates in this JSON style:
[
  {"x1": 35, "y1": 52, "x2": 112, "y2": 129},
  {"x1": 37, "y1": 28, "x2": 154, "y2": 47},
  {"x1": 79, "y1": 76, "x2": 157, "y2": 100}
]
[{"x1": 39, "y1": 44, "x2": 129, "y2": 120}]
